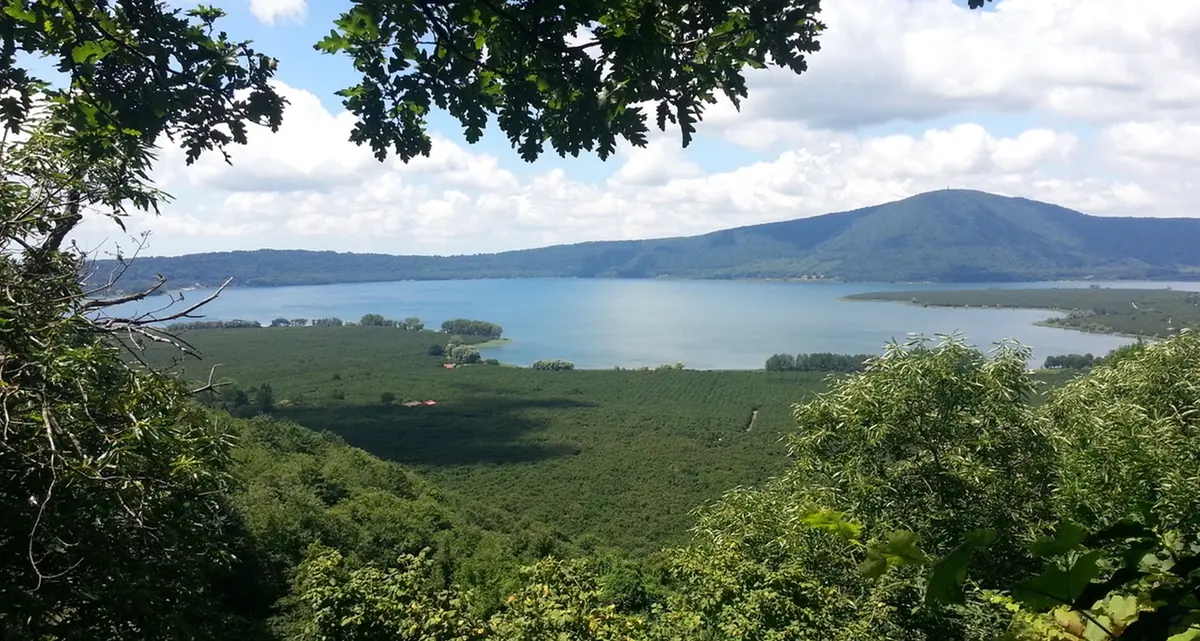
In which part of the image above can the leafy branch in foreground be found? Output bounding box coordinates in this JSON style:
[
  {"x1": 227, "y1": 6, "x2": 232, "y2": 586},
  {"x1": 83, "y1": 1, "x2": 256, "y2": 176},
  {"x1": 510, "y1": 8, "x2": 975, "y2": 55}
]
[{"x1": 319, "y1": 0, "x2": 809, "y2": 162}]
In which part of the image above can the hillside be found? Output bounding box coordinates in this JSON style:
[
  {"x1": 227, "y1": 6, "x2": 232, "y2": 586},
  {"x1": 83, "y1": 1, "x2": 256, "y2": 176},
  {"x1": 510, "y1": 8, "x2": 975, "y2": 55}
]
[{"x1": 91, "y1": 190, "x2": 1200, "y2": 291}]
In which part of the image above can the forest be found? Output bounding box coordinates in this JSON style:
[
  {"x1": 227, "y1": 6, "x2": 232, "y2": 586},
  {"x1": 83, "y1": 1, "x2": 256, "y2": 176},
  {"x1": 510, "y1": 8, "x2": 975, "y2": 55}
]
[
  {"x1": 87, "y1": 190, "x2": 1200, "y2": 294},
  {"x1": 848, "y1": 287, "x2": 1200, "y2": 338},
  {"x1": 6, "y1": 1, "x2": 1200, "y2": 641}
]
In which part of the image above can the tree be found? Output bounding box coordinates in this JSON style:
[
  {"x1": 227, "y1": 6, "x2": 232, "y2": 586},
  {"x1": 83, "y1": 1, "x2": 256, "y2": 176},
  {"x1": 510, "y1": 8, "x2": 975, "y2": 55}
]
[
  {"x1": 427, "y1": 343, "x2": 446, "y2": 357},
  {"x1": 765, "y1": 353, "x2": 796, "y2": 371},
  {"x1": 449, "y1": 344, "x2": 483, "y2": 365},
  {"x1": 360, "y1": 313, "x2": 395, "y2": 326},
  {"x1": 405, "y1": 317, "x2": 425, "y2": 331},
  {"x1": 442, "y1": 319, "x2": 503, "y2": 339},
  {"x1": 270, "y1": 317, "x2": 291, "y2": 327},
  {"x1": 291, "y1": 318, "x2": 309, "y2": 327},
  {"x1": 532, "y1": 359, "x2": 576, "y2": 371},
  {"x1": 1, "y1": 3, "x2": 284, "y2": 631},
  {"x1": 317, "y1": 0, "x2": 823, "y2": 163},
  {"x1": 1, "y1": 2, "x2": 283, "y2": 168},
  {"x1": 317, "y1": 0, "x2": 996, "y2": 164}
]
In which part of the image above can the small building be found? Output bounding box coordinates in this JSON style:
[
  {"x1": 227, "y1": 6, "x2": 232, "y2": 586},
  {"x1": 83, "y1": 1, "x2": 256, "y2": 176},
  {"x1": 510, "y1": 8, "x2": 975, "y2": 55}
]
[{"x1": 443, "y1": 363, "x2": 456, "y2": 369}]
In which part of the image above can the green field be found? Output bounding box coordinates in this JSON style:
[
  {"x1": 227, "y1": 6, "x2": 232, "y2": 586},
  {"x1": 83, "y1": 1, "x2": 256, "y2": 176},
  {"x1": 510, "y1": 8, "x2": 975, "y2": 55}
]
[
  {"x1": 155, "y1": 326, "x2": 1081, "y2": 555},
  {"x1": 846, "y1": 287, "x2": 1200, "y2": 338}
]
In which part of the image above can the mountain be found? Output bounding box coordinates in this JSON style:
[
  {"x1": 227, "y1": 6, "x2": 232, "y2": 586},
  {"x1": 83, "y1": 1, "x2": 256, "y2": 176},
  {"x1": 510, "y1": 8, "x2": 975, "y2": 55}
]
[{"x1": 90, "y1": 190, "x2": 1200, "y2": 291}]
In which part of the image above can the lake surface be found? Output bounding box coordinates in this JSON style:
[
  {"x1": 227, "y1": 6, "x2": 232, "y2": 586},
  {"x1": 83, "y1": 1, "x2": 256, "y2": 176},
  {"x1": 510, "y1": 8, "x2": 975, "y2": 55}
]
[{"x1": 104, "y1": 279, "x2": 1200, "y2": 369}]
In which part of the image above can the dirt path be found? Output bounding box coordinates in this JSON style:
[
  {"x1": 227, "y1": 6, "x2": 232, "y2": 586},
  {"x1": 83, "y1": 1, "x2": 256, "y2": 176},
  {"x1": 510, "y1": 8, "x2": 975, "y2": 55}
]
[{"x1": 745, "y1": 409, "x2": 759, "y2": 432}]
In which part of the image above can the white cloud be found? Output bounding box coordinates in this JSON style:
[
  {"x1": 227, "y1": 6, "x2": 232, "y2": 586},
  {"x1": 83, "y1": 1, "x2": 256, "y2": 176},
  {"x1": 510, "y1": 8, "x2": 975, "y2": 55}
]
[
  {"x1": 67, "y1": 0, "x2": 1200, "y2": 257},
  {"x1": 248, "y1": 0, "x2": 306, "y2": 25}
]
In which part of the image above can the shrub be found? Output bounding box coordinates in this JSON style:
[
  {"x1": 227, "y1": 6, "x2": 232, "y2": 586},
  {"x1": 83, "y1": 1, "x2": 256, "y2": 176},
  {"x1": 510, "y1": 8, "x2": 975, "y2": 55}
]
[
  {"x1": 448, "y1": 344, "x2": 481, "y2": 365},
  {"x1": 531, "y1": 359, "x2": 575, "y2": 371}
]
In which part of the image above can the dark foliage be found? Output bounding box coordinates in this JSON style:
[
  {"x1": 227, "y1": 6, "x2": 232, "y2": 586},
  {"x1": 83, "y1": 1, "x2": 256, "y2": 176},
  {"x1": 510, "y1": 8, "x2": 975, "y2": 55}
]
[
  {"x1": 149, "y1": 326, "x2": 1077, "y2": 556},
  {"x1": 441, "y1": 318, "x2": 504, "y2": 339},
  {"x1": 764, "y1": 352, "x2": 872, "y2": 372}
]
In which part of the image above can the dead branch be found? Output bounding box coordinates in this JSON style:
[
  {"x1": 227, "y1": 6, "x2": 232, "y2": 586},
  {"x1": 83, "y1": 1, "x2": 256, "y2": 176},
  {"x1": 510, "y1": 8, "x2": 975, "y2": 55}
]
[
  {"x1": 81, "y1": 277, "x2": 166, "y2": 311},
  {"x1": 189, "y1": 365, "x2": 229, "y2": 395},
  {"x1": 91, "y1": 277, "x2": 232, "y2": 329}
]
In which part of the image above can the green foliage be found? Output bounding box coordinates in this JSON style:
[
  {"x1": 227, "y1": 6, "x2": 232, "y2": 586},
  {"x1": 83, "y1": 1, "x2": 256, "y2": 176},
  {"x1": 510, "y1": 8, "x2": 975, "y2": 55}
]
[
  {"x1": 227, "y1": 414, "x2": 575, "y2": 632},
  {"x1": 0, "y1": 13, "x2": 279, "y2": 627},
  {"x1": 532, "y1": 359, "x2": 576, "y2": 371},
  {"x1": 786, "y1": 335, "x2": 1054, "y2": 577},
  {"x1": 170, "y1": 319, "x2": 263, "y2": 330},
  {"x1": 316, "y1": 0, "x2": 825, "y2": 162},
  {"x1": 449, "y1": 344, "x2": 483, "y2": 364},
  {"x1": 359, "y1": 313, "x2": 397, "y2": 327},
  {"x1": 87, "y1": 191, "x2": 1200, "y2": 291},
  {"x1": 1042, "y1": 353, "x2": 1101, "y2": 370},
  {"x1": 1, "y1": 0, "x2": 284, "y2": 167},
  {"x1": 1046, "y1": 331, "x2": 1200, "y2": 537},
  {"x1": 765, "y1": 352, "x2": 871, "y2": 372},
  {"x1": 442, "y1": 318, "x2": 504, "y2": 339},
  {"x1": 144, "y1": 326, "x2": 864, "y2": 554},
  {"x1": 0, "y1": 312, "x2": 244, "y2": 638},
  {"x1": 851, "y1": 288, "x2": 1200, "y2": 339}
]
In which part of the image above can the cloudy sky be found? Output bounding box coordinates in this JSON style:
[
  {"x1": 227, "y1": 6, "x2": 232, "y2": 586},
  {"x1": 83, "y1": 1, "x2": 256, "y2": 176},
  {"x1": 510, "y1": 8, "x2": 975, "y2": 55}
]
[{"x1": 71, "y1": 0, "x2": 1200, "y2": 258}]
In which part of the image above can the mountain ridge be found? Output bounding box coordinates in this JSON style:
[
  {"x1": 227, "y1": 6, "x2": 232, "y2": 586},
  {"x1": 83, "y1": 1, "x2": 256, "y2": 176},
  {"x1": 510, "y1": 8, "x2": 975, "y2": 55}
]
[{"x1": 90, "y1": 189, "x2": 1200, "y2": 291}]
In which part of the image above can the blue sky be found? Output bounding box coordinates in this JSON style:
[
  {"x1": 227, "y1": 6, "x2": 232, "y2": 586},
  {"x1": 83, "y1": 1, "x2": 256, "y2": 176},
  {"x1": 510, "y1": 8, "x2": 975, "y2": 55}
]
[{"x1": 61, "y1": 0, "x2": 1200, "y2": 256}]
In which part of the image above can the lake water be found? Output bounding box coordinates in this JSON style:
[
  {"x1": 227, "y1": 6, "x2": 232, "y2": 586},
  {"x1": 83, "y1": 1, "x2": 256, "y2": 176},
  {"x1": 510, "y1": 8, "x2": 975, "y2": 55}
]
[{"x1": 103, "y1": 279, "x2": 1200, "y2": 370}]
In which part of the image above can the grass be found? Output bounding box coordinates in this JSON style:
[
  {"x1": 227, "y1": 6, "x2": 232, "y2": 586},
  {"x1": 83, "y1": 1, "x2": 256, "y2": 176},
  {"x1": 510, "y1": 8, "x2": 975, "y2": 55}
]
[
  {"x1": 845, "y1": 287, "x2": 1200, "y2": 338},
  {"x1": 153, "y1": 325, "x2": 1082, "y2": 555}
]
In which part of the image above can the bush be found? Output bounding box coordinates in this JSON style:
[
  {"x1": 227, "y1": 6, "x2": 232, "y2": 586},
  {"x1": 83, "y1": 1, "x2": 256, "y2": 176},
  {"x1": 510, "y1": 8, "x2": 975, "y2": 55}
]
[
  {"x1": 764, "y1": 352, "x2": 871, "y2": 372},
  {"x1": 440, "y1": 319, "x2": 503, "y2": 339},
  {"x1": 448, "y1": 344, "x2": 481, "y2": 365},
  {"x1": 531, "y1": 359, "x2": 575, "y2": 371},
  {"x1": 380, "y1": 392, "x2": 396, "y2": 405},
  {"x1": 426, "y1": 344, "x2": 445, "y2": 357}
]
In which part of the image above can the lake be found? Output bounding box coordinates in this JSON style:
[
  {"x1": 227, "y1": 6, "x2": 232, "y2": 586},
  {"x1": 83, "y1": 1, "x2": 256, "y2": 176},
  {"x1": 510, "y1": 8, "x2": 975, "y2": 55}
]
[{"x1": 103, "y1": 279, "x2": 1200, "y2": 370}]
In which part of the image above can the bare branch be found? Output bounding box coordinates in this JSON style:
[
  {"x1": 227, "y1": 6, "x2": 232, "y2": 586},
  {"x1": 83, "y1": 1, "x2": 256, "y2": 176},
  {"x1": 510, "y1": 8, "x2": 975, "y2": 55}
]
[
  {"x1": 92, "y1": 277, "x2": 232, "y2": 329},
  {"x1": 189, "y1": 365, "x2": 229, "y2": 395},
  {"x1": 81, "y1": 277, "x2": 166, "y2": 311}
]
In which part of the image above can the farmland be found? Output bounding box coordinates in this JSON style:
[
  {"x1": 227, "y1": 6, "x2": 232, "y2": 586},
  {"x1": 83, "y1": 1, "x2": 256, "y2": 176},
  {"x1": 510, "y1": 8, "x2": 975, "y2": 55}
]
[
  {"x1": 846, "y1": 287, "x2": 1200, "y2": 338},
  {"x1": 154, "y1": 325, "x2": 1082, "y2": 555}
]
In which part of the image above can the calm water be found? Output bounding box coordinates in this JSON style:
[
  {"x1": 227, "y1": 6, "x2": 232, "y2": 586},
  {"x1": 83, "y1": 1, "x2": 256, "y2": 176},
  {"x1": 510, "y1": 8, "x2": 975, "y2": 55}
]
[{"x1": 103, "y1": 279, "x2": 1200, "y2": 369}]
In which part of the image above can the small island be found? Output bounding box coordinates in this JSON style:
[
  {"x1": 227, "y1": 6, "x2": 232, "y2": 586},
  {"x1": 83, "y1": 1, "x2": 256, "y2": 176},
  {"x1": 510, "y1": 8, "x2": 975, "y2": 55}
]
[{"x1": 845, "y1": 287, "x2": 1200, "y2": 338}]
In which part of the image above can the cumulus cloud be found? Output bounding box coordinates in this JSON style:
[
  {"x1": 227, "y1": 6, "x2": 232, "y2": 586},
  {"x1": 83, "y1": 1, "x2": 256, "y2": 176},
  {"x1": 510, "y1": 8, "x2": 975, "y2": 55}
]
[
  {"x1": 704, "y1": 0, "x2": 1200, "y2": 136},
  {"x1": 67, "y1": 0, "x2": 1200, "y2": 257},
  {"x1": 248, "y1": 0, "x2": 306, "y2": 25}
]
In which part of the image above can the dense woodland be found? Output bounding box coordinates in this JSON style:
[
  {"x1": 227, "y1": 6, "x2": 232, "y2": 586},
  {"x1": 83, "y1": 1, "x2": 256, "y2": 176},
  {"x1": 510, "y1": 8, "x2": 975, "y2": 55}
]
[
  {"x1": 89, "y1": 191, "x2": 1200, "y2": 293},
  {"x1": 6, "y1": 1, "x2": 1200, "y2": 641}
]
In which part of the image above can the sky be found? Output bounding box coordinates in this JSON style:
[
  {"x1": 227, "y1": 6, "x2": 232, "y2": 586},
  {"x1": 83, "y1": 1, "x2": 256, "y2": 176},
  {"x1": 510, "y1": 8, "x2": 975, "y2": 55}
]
[{"x1": 69, "y1": 0, "x2": 1200, "y2": 258}]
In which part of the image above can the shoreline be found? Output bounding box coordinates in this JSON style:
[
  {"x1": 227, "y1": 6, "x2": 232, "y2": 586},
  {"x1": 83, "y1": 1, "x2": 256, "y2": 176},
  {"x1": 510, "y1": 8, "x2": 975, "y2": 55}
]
[
  {"x1": 843, "y1": 295, "x2": 1160, "y2": 342},
  {"x1": 474, "y1": 338, "x2": 513, "y2": 349}
]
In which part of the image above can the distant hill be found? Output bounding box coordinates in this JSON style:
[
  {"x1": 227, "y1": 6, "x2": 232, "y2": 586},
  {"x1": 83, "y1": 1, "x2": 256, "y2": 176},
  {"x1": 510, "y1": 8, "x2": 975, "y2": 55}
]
[{"x1": 89, "y1": 190, "x2": 1200, "y2": 292}]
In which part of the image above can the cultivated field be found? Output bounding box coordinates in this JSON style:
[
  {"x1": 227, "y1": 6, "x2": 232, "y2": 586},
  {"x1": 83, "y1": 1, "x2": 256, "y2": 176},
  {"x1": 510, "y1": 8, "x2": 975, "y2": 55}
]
[{"x1": 154, "y1": 325, "x2": 1080, "y2": 554}]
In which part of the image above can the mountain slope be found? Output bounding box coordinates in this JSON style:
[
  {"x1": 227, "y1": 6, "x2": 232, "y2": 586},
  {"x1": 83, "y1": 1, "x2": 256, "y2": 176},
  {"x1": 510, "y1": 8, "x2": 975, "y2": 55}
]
[{"x1": 92, "y1": 190, "x2": 1200, "y2": 290}]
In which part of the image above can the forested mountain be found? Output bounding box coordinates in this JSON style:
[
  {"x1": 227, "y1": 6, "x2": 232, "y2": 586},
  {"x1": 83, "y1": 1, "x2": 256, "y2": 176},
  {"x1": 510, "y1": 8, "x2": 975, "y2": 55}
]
[{"x1": 91, "y1": 190, "x2": 1200, "y2": 292}]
